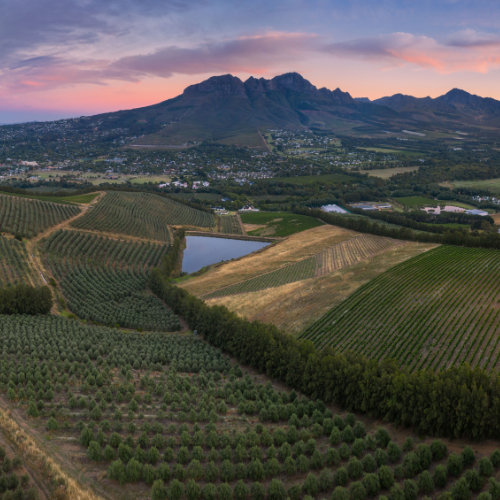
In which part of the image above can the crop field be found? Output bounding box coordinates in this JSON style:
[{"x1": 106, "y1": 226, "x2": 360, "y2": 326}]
[
  {"x1": 0, "y1": 194, "x2": 80, "y2": 238},
  {"x1": 1, "y1": 313, "x2": 499, "y2": 500},
  {"x1": 219, "y1": 215, "x2": 244, "y2": 235},
  {"x1": 203, "y1": 235, "x2": 405, "y2": 299},
  {"x1": 240, "y1": 213, "x2": 324, "y2": 237},
  {"x1": 44, "y1": 230, "x2": 180, "y2": 331},
  {"x1": 359, "y1": 167, "x2": 420, "y2": 179},
  {"x1": 393, "y1": 196, "x2": 437, "y2": 207},
  {"x1": 0, "y1": 237, "x2": 39, "y2": 287},
  {"x1": 301, "y1": 245, "x2": 500, "y2": 371},
  {"x1": 268, "y1": 173, "x2": 356, "y2": 185},
  {"x1": 71, "y1": 192, "x2": 215, "y2": 241}
]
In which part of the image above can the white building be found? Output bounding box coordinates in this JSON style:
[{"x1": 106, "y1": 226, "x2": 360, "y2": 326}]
[{"x1": 321, "y1": 204, "x2": 347, "y2": 214}]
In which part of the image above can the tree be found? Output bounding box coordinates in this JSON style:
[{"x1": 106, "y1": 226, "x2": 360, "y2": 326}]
[
  {"x1": 348, "y1": 458, "x2": 363, "y2": 480},
  {"x1": 234, "y1": 480, "x2": 250, "y2": 500},
  {"x1": 143, "y1": 464, "x2": 156, "y2": 485},
  {"x1": 46, "y1": 417, "x2": 59, "y2": 431},
  {"x1": 251, "y1": 482, "x2": 265, "y2": 500},
  {"x1": 220, "y1": 459, "x2": 235, "y2": 482},
  {"x1": 362, "y1": 473, "x2": 380, "y2": 497},
  {"x1": 217, "y1": 483, "x2": 232, "y2": 500},
  {"x1": 379, "y1": 466, "x2": 395, "y2": 489},
  {"x1": 430, "y1": 440, "x2": 447, "y2": 461},
  {"x1": 389, "y1": 485, "x2": 404, "y2": 500},
  {"x1": 186, "y1": 479, "x2": 201, "y2": 500},
  {"x1": 126, "y1": 458, "x2": 143, "y2": 482},
  {"x1": 27, "y1": 401, "x2": 39, "y2": 418},
  {"x1": 403, "y1": 479, "x2": 418, "y2": 500},
  {"x1": 461, "y1": 447, "x2": 476, "y2": 468},
  {"x1": 376, "y1": 428, "x2": 391, "y2": 448},
  {"x1": 151, "y1": 480, "x2": 167, "y2": 500},
  {"x1": 362, "y1": 454, "x2": 377, "y2": 473},
  {"x1": 267, "y1": 479, "x2": 286, "y2": 500},
  {"x1": 80, "y1": 426, "x2": 94, "y2": 447},
  {"x1": 335, "y1": 467, "x2": 349, "y2": 486},
  {"x1": 169, "y1": 479, "x2": 185, "y2": 500},
  {"x1": 108, "y1": 460, "x2": 126, "y2": 485},
  {"x1": 350, "y1": 481, "x2": 367, "y2": 500},
  {"x1": 479, "y1": 458, "x2": 494, "y2": 477},
  {"x1": 202, "y1": 484, "x2": 217, "y2": 500},
  {"x1": 451, "y1": 477, "x2": 470, "y2": 500},
  {"x1": 302, "y1": 473, "x2": 319, "y2": 497},
  {"x1": 418, "y1": 471, "x2": 434, "y2": 494},
  {"x1": 465, "y1": 469, "x2": 484, "y2": 492},
  {"x1": 204, "y1": 461, "x2": 219, "y2": 483},
  {"x1": 87, "y1": 441, "x2": 102, "y2": 462},
  {"x1": 332, "y1": 486, "x2": 349, "y2": 500},
  {"x1": 433, "y1": 465, "x2": 448, "y2": 489},
  {"x1": 387, "y1": 442, "x2": 402, "y2": 463},
  {"x1": 319, "y1": 468, "x2": 334, "y2": 492},
  {"x1": 447, "y1": 453, "x2": 463, "y2": 477}
]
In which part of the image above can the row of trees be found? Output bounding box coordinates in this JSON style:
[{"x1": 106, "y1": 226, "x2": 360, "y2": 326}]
[
  {"x1": 150, "y1": 269, "x2": 500, "y2": 440},
  {"x1": 0, "y1": 284, "x2": 52, "y2": 315},
  {"x1": 294, "y1": 207, "x2": 500, "y2": 250}
]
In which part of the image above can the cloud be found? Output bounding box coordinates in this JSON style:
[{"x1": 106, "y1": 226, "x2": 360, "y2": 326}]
[
  {"x1": 445, "y1": 29, "x2": 500, "y2": 48},
  {"x1": 0, "y1": 32, "x2": 317, "y2": 93},
  {"x1": 323, "y1": 32, "x2": 500, "y2": 73}
]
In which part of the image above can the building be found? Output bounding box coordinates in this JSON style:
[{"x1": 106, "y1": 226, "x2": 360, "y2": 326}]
[{"x1": 321, "y1": 204, "x2": 347, "y2": 214}]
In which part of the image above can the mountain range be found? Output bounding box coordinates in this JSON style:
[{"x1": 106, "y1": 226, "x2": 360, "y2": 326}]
[{"x1": 92, "y1": 72, "x2": 500, "y2": 147}]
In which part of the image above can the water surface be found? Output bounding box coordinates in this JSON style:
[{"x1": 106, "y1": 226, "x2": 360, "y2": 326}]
[{"x1": 182, "y1": 236, "x2": 269, "y2": 274}]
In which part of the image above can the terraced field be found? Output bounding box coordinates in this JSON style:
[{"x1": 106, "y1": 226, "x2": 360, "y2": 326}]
[
  {"x1": 0, "y1": 236, "x2": 40, "y2": 287},
  {"x1": 302, "y1": 245, "x2": 500, "y2": 371},
  {"x1": 203, "y1": 235, "x2": 404, "y2": 298},
  {"x1": 0, "y1": 193, "x2": 80, "y2": 238},
  {"x1": 71, "y1": 192, "x2": 215, "y2": 241}
]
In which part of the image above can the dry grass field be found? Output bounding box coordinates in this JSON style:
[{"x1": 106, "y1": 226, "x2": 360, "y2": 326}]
[{"x1": 205, "y1": 242, "x2": 436, "y2": 334}]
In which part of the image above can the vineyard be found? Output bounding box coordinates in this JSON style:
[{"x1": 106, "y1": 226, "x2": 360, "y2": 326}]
[
  {"x1": 0, "y1": 237, "x2": 39, "y2": 287},
  {"x1": 301, "y1": 245, "x2": 500, "y2": 372},
  {"x1": 71, "y1": 192, "x2": 215, "y2": 241},
  {"x1": 44, "y1": 230, "x2": 180, "y2": 331},
  {"x1": 0, "y1": 194, "x2": 80, "y2": 238},
  {"x1": 2, "y1": 313, "x2": 500, "y2": 500},
  {"x1": 220, "y1": 215, "x2": 244, "y2": 235},
  {"x1": 203, "y1": 235, "x2": 405, "y2": 299}
]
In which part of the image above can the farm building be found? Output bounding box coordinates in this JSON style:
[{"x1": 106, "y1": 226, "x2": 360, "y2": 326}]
[
  {"x1": 321, "y1": 204, "x2": 347, "y2": 214},
  {"x1": 351, "y1": 203, "x2": 378, "y2": 211}
]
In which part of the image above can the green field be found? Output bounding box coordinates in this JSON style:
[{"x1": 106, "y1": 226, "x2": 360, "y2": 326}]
[
  {"x1": 359, "y1": 167, "x2": 420, "y2": 179},
  {"x1": 0, "y1": 189, "x2": 87, "y2": 205},
  {"x1": 358, "y1": 147, "x2": 422, "y2": 156},
  {"x1": 448, "y1": 178, "x2": 500, "y2": 193},
  {"x1": 302, "y1": 245, "x2": 500, "y2": 372},
  {"x1": 269, "y1": 173, "x2": 356, "y2": 185},
  {"x1": 72, "y1": 191, "x2": 215, "y2": 241},
  {"x1": 60, "y1": 192, "x2": 100, "y2": 204},
  {"x1": 393, "y1": 196, "x2": 437, "y2": 206},
  {"x1": 240, "y1": 212, "x2": 324, "y2": 237}
]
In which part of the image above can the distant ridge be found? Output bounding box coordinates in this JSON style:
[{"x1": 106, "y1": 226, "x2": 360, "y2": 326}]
[{"x1": 49, "y1": 72, "x2": 500, "y2": 147}]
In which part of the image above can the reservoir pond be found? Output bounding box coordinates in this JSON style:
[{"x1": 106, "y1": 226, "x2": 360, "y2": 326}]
[{"x1": 182, "y1": 236, "x2": 269, "y2": 274}]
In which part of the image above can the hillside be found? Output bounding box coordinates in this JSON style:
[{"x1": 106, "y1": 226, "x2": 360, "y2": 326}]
[{"x1": 82, "y1": 72, "x2": 500, "y2": 146}]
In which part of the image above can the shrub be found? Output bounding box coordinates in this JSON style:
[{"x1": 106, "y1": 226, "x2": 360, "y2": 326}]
[
  {"x1": 220, "y1": 460, "x2": 235, "y2": 482},
  {"x1": 375, "y1": 448, "x2": 389, "y2": 467},
  {"x1": 319, "y1": 468, "x2": 334, "y2": 492},
  {"x1": 265, "y1": 458, "x2": 281, "y2": 477},
  {"x1": 465, "y1": 469, "x2": 484, "y2": 492},
  {"x1": 87, "y1": 441, "x2": 102, "y2": 462},
  {"x1": 186, "y1": 479, "x2": 201, "y2": 500},
  {"x1": 331, "y1": 486, "x2": 349, "y2": 500},
  {"x1": 169, "y1": 480, "x2": 185, "y2": 500},
  {"x1": 151, "y1": 480, "x2": 167, "y2": 500},
  {"x1": 326, "y1": 448, "x2": 340, "y2": 466},
  {"x1": 126, "y1": 458, "x2": 143, "y2": 482},
  {"x1": 433, "y1": 465, "x2": 448, "y2": 489},
  {"x1": 339, "y1": 443, "x2": 350, "y2": 460},
  {"x1": 447, "y1": 453, "x2": 463, "y2": 477},
  {"x1": 205, "y1": 462, "x2": 219, "y2": 483},
  {"x1": 365, "y1": 435, "x2": 377, "y2": 451},
  {"x1": 148, "y1": 447, "x2": 160, "y2": 465},
  {"x1": 46, "y1": 417, "x2": 59, "y2": 431},
  {"x1": 156, "y1": 463, "x2": 171, "y2": 482},
  {"x1": 283, "y1": 457, "x2": 297, "y2": 476},
  {"x1": 478, "y1": 494, "x2": 493, "y2": 500},
  {"x1": 341, "y1": 425, "x2": 355, "y2": 443},
  {"x1": 480, "y1": 457, "x2": 494, "y2": 477},
  {"x1": 403, "y1": 480, "x2": 418, "y2": 500},
  {"x1": 387, "y1": 442, "x2": 402, "y2": 463},
  {"x1": 302, "y1": 473, "x2": 319, "y2": 496},
  {"x1": 103, "y1": 445, "x2": 116, "y2": 462},
  {"x1": 334, "y1": 467, "x2": 349, "y2": 486},
  {"x1": 251, "y1": 483, "x2": 265, "y2": 500},
  {"x1": 430, "y1": 440, "x2": 448, "y2": 461},
  {"x1": 188, "y1": 459, "x2": 204, "y2": 480},
  {"x1": 311, "y1": 449, "x2": 324, "y2": 470},
  {"x1": 362, "y1": 473, "x2": 380, "y2": 497},
  {"x1": 350, "y1": 481, "x2": 367, "y2": 500},
  {"x1": 353, "y1": 421, "x2": 366, "y2": 438},
  {"x1": 352, "y1": 438, "x2": 366, "y2": 458},
  {"x1": 489, "y1": 478, "x2": 500, "y2": 500},
  {"x1": 376, "y1": 428, "x2": 391, "y2": 448},
  {"x1": 143, "y1": 464, "x2": 156, "y2": 485},
  {"x1": 403, "y1": 452, "x2": 422, "y2": 478},
  {"x1": 402, "y1": 438, "x2": 413, "y2": 452},
  {"x1": 461, "y1": 447, "x2": 476, "y2": 468},
  {"x1": 388, "y1": 485, "x2": 404, "y2": 500},
  {"x1": 362, "y1": 454, "x2": 377, "y2": 473},
  {"x1": 203, "y1": 484, "x2": 217, "y2": 500},
  {"x1": 297, "y1": 454, "x2": 310, "y2": 473},
  {"x1": 267, "y1": 479, "x2": 286, "y2": 500},
  {"x1": 234, "y1": 480, "x2": 250, "y2": 500},
  {"x1": 379, "y1": 466, "x2": 395, "y2": 489},
  {"x1": 108, "y1": 459, "x2": 126, "y2": 485},
  {"x1": 416, "y1": 444, "x2": 432, "y2": 470},
  {"x1": 348, "y1": 458, "x2": 363, "y2": 480},
  {"x1": 491, "y1": 450, "x2": 500, "y2": 468},
  {"x1": 418, "y1": 471, "x2": 434, "y2": 494},
  {"x1": 451, "y1": 477, "x2": 470, "y2": 500},
  {"x1": 330, "y1": 427, "x2": 341, "y2": 445}
]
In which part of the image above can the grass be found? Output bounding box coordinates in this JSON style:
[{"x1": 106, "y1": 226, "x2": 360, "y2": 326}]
[
  {"x1": 394, "y1": 196, "x2": 438, "y2": 206},
  {"x1": 240, "y1": 212, "x2": 324, "y2": 237},
  {"x1": 180, "y1": 225, "x2": 356, "y2": 297},
  {"x1": 302, "y1": 245, "x2": 500, "y2": 372},
  {"x1": 269, "y1": 173, "x2": 356, "y2": 185},
  {"x1": 0, "y1": 190, "x2": 81, "y2": 205},
  {"x1": 206, "y1": 242, "x2": 435, "y2": 335},
  {"x1": 359, "y1": 166, "x2": 420, "y2": 179},
  {"x1": 60, "y1": 193, "x2": 100, "y2": 204},
  {"x1": 446, "y1": 178, "x2": 500, "y2": 193}
]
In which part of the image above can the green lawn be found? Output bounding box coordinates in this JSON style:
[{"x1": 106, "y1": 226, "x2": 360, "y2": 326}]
[
  {"x1": 394, "y1": 196, "x2": 438, "y2": 206},
  {"x1": 240, "y1": 212, "x2": 324, "y2": 237},
  {"x1": 269, "y1": 173, "x2": 356, "y2": 185},
  {"x1": 449, "y1": 178, "x2": 500, "y2": 193}
]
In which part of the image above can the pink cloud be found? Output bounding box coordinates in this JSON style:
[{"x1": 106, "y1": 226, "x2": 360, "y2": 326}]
[{"x1": 324, "y1": 31, "x2": 500, "y2": 74}]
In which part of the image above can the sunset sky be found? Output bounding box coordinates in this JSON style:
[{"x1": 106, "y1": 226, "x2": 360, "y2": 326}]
[{"x1": 2, "y1": 0, "x2": 500, "y2": 123}]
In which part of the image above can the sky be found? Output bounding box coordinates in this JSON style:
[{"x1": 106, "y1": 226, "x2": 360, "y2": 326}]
[{"x1": 1, "y1": 0, "x2": 500, "y2": 123}]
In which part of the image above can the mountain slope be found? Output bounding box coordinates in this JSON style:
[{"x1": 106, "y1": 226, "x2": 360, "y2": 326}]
[{"x1": 88, "y1": 73, "x2": 500, "y2": 146}]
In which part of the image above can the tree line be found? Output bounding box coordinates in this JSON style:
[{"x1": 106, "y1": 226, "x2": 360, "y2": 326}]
[
  {"x1": 161, "y1": 229, "x2": 185, "y2": 278},
  {"x1": 0, "y1": 284, "x2": 52, "y2": 315},
  {"x1": 293, "y1": 207, "x2": 500, "y2": 250},
  {"x1": 150, "y1": 267, "x2": 500, "y2": 440}
]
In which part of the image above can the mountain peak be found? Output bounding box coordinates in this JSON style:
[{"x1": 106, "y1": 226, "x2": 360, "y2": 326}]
[
  {"x1": 271, "y1": 72, "x2": 317, "y2": 93},
  {"x1": 183, "y1": 74, "x2": 246, "y2": 96}
]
